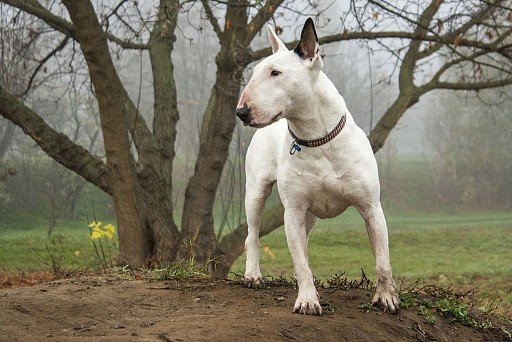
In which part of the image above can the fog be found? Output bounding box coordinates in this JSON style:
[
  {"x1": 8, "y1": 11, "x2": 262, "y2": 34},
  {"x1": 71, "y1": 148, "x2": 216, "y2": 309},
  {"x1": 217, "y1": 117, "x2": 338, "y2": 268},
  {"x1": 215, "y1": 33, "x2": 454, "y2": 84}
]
[{"x1": 1, "y1": 0, "x2": 511, "y2": 225}]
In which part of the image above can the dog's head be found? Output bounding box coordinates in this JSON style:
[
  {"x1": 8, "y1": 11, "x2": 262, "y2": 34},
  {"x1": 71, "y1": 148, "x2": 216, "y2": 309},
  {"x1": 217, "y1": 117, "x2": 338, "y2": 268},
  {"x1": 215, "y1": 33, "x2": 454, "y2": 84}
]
[{"x1": 236, "y1": 18, "x2": 323, "y2": 127}]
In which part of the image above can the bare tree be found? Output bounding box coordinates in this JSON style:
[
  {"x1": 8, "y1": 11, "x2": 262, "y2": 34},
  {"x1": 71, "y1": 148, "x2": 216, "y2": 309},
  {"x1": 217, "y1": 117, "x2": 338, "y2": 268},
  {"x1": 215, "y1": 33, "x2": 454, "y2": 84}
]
[
  {"x1": 0, "y1": 122, "x2": 15, "y2": 160},
  {"x1": 427, "y1": 89, "x2": 512, "y2": 208},
  {"x1": 209, "y1": 0, "x2": 512, "y2": 273},
  {"x1": 0, "y1": 0, "x2": 510, "y2": 274},
  {"x1": 0, "y1": 5, "x2": 39, "y2": 160}
]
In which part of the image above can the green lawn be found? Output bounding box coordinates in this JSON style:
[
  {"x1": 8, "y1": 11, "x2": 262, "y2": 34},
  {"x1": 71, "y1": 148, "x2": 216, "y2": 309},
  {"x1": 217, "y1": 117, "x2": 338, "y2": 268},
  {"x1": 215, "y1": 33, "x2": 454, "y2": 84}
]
[
  {"x1": 1, "y1": 209, "x2": 511, "y2": 315},
  {"x1": 231, "y1": 208, "x2": 512, "y2": 278},
  {"x1": 0, "y1": 214, "x2": 115, "y2": 272},
  {"x1": 231, "y1": 208, "x2": 512, "y2": 315}
]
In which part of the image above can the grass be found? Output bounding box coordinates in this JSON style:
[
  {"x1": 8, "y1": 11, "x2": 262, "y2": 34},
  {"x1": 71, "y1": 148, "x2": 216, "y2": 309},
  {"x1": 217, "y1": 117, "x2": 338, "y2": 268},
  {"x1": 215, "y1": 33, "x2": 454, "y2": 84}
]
[
  {"x1": 0, "y1": 209, "x2": 511, "y2": 316},
  {"x1": 230, "y1": 208, "x2": 512, "y2": 278},
  {"x1": 0, "y1": 213, "x2": 114, "y2": 272},
  {"x1": 230, "y1": 208, "x2": 512, "y2": 316}
]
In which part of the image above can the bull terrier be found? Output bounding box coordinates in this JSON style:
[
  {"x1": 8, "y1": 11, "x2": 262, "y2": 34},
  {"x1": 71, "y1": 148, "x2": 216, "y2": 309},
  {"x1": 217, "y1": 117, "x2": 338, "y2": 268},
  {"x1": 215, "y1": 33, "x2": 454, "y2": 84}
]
[{"x1": 236, "y1": 18, "x2": 400, "y2": 315}]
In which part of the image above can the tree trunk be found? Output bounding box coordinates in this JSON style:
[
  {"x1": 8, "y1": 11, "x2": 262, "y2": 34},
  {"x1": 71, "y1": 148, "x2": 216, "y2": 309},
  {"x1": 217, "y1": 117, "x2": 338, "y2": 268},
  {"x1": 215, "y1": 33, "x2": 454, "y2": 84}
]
[
  {"x1": 63, "y1": 0, "x2": 149, "y2": 267},
  {"x1": 146, "y1": 0, "x2": 182, "y2": 264},
  {"x1": 179, "y1": 1, "x2": 249, "y2": 268},
  {"x1": 68, "y1": 180, "x2": 84, "y2": 220},
  {"x1": 369, "y1": 92, "x2": 419, "y2": 152},
  {"x1": 0, "y1": 121, "x2": 15, "y2": 160},
  {"x1": 213, "y1": 203, "x2": 285, "y2": 277},
  {"x1": 0, "y1": 85, "x2": 111, "y2": 193},
  {"x1": 7, "y1": 0, "x2": 502, "y2": 277},
  {"x1": 179, "y1": 61, "x2": 241, "y2": 267}
]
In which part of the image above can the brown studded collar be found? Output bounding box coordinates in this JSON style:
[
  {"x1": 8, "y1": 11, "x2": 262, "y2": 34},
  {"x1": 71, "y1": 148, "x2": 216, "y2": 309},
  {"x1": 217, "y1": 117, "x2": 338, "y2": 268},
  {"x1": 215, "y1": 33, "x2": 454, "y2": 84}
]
[{"x1": 288, "y1": 115, "x2": 347, "y2": 155}]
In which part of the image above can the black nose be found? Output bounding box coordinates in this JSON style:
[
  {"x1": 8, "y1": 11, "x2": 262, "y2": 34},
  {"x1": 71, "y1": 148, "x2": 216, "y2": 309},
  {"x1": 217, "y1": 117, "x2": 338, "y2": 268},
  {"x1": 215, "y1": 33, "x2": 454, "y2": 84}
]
[{"x1": 236, "y1": 105, "x2": 251, "y2": 123}]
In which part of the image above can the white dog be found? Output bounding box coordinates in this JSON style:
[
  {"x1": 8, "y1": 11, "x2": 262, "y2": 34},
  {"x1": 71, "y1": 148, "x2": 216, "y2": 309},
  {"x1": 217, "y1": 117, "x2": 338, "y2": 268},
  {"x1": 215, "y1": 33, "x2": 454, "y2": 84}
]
[{"x1": 236, "y1": 18, "x2": 400, "y2": 315}]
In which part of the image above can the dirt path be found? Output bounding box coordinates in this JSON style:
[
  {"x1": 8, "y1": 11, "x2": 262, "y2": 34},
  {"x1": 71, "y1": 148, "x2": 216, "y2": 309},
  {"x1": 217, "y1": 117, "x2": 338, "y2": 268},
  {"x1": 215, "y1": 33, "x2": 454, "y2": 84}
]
[{"x1": 0, "y1": 275, "x2": 509, "y2": 341}]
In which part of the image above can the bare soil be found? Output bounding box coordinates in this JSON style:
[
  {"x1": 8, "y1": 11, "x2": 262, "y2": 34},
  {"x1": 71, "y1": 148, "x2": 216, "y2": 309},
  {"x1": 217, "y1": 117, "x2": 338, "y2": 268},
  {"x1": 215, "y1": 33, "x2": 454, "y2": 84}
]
[{"x1": 0, "y1": 275, "x2": 510, "y2": 342}]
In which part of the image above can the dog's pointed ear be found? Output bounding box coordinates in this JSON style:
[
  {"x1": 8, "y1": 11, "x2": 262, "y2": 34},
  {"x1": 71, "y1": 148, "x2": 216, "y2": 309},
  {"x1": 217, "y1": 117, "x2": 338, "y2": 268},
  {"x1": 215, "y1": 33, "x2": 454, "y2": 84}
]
[
  {"x1": 268, "y1": 25, "x2": 287, "y2": 54},
  {"x1": 294, "y1": 18, "x2": 319, "y2": 62}
]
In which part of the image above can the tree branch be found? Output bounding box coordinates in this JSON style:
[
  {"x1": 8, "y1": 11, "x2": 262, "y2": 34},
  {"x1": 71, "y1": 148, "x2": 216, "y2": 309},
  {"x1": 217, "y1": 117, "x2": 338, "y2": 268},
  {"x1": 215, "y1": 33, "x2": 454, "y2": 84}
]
[
  {"x1": 1, "y1": 0, "x2": 75, "y2": 36},
  {"x1": 61, "y1": 0, "x2": 164, "y2": 194},
  {"x1": 106, "y1": 34, "x2": 148, "y2": 50},
  {"x1": 1, "y1": 0, "x2": 148, "y2": 50},
  {"x1": 213, "y1": 202, "x2": 284, "y2": 276},
  {"x1": 369, "y1": 92, "x2": 419, "y2": 153},
  {"x1": 0, "y1": 85, "x2": 111, "y2": 193},
  {"x1": 149, "y1": 0, "x2": 180, "y2": 203},
  {"x1": 418, "y1": 29, "x2": 512, "y2": 95},
  {"x1": 417, "y1": 0, "x2": 506, "y2": 59},
  {"x1": 4, "y1": 0, "x2": 160, "y2": 189},
  {"x1": 250, "y1": 30, "x2": 492, "y2": 62},
  {"x1": 398, "y1": 0, "x2": 442, "y2": 88},
  {"x1": 21, "y1": 36, "x2": 70, "y2": 97},
  {"x1": 243, "y1": 0, "x2": 285, "y2": 46},
  {"x1": 434, "y1": 79, "x2": 512, "y2": 90},
  {"x1": 201, "y1": 0, "x2": 223, "y2": 40}
]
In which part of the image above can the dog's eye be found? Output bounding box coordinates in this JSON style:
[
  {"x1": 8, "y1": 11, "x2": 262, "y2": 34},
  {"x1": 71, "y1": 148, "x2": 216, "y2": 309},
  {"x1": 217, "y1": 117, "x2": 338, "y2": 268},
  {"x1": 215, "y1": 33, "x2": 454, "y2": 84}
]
[{"x1": 270, "y1": 70, "x2": 281, "y2": 77}]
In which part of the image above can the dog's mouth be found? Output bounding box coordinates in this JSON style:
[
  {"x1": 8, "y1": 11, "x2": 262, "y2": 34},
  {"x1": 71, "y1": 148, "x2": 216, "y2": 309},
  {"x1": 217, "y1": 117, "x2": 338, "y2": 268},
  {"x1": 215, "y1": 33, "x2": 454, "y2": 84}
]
[{"x1": 248, "y1": 112, "x2": 283, "y2": 128}]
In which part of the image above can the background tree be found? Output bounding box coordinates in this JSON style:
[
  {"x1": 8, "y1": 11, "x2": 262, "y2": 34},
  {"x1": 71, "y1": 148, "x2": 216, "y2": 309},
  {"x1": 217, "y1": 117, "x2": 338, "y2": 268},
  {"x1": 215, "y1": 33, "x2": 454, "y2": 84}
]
[
  {"x1": 0, "y1": 0, "x2": 510, "y2": 274},
  {"x1": 210, "y1": 0, "x2": 512, "y2": 273},
  {"x1": 427, "y1": 89, "x2": 512, "y2": 209}
]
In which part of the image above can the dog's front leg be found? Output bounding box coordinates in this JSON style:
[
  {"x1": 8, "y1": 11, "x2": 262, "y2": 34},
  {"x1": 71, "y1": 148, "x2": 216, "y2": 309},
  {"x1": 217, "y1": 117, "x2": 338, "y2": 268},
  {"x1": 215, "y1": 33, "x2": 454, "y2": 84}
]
[
  {"x1": 360, "y1": 203, "x2": 400, "y2": 313},
  {"x1": 244, "y1": 180, "x2": 273, "y2": 288},
  {"x1": 284, "y1": 209, "x2": 322, "y2": 315}
]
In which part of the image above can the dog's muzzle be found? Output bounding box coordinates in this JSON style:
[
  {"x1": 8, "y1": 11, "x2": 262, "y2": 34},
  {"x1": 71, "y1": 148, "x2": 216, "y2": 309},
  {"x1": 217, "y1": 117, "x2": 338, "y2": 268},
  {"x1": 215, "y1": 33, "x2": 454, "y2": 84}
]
[{"x1": 236, "y1": 104, "x2": 251, "y2": 125}]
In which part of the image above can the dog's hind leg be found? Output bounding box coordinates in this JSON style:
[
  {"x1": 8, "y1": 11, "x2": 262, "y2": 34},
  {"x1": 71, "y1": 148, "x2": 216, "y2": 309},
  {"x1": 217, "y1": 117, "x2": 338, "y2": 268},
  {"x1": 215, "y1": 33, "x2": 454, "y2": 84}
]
[
  {"x1": 244, "y1": 177, "x2": 274, "y2": 288},
  {"x1": 285, "y1": 209, "x2": 322, "y2": 315},
  {"x1": 358, "y1": 202, "x2": 400, "y2": 313},
  {"x1": 305, "y1": 211, "x2": 319, "y2": 238},
  {"x1": 305, "y1": 211, "x2": 318, "y2": 263}
]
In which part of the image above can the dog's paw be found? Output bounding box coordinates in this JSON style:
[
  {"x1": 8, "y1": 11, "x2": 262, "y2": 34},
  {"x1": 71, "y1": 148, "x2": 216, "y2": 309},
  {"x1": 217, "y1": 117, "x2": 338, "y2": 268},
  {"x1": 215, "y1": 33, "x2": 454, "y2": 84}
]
[
  {"x1": 293, "y1": 298, "x2": 322, "y2": 316},
  {"x1": 371, "y1": 289, "x2": 400, "y2": 313},
  {"x1": 244, "y1": 275, "x2": 266, "y2": 289}
]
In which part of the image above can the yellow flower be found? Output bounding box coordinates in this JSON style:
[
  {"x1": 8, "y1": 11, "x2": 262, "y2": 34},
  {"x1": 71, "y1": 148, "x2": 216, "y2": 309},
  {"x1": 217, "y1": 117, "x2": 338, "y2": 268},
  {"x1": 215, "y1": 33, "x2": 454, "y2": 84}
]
[
  {"x1": 262, "y1": 245, "x2": 275, "y2": 260},
  {"x1": 90, "y1": 230, "x2": 103, "y2": 240},
  {"x1": 88, "y1": 221, "x2": 102, "y2": 229},
  {"x1": 88, "y1": 221, "x2": 116, "y2": 240},
  {"x1": 103, "y1": 224, "x2": 116, "y2": 239},
  {"x1": 74, "y1": 250, "x2": 80, "y2": 257},
  {"x1": 103, "y1": 231, "x2": 114, "y2": 239}
]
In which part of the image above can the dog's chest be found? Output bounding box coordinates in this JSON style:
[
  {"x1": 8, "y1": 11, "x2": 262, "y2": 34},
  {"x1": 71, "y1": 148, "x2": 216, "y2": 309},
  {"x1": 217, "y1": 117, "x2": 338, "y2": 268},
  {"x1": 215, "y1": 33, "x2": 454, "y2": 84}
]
[
  {"x1": 307, "y1": 173, "x2": 350, "y2": 219},
  {"x1": 278, "y1": 155, "x2": 353, "y2": 219}
]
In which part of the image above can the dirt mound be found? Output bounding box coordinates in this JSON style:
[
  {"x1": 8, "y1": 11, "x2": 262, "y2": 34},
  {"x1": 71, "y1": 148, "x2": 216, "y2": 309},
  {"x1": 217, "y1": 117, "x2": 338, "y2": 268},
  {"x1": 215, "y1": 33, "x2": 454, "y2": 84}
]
[{"x1": 0, "y1": 275, "x2": 509, "y2": 341}]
